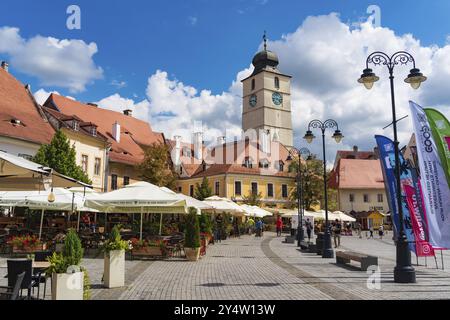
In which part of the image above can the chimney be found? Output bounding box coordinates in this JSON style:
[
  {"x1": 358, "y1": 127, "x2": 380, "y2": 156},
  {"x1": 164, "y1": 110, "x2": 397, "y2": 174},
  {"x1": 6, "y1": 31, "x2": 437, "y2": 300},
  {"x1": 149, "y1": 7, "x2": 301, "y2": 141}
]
[
  {"x1": 123, "y1": 109, "x2": 132, "y2": 116},
  {"x1": 193, "y1": 132, "x2": 203, "y2": 161},
  {"x1": 172, "y1": 135, "x2": 182, "y2": 167},
  {"x1": 112, "y1": 122, "x2": 121, "y2": 143},
  {"x1": 260, "y1": 129, "x2": 271, "y2": 154},
  {"x1": 24, "y1": 84, "x2": 31, "y2": 91},
  {"x1": 1, "y1": 61, "x2": 8, "y2": 72},
  {"x1": 87, "y1": 103, "x2": 98, "y2": 107},
  {"x1": 217, "y1": 136, "x2": 226, "y2": 145},
  {"x1": 353, "y1": 145, "x2": 359, "y2": 153}
]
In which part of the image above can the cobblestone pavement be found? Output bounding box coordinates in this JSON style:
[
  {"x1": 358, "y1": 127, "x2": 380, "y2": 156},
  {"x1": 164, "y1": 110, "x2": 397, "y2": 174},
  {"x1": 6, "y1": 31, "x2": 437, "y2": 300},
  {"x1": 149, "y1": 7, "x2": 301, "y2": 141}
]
[{"x1": 1, "y1": 232, "x2": 450, "y2": 300}]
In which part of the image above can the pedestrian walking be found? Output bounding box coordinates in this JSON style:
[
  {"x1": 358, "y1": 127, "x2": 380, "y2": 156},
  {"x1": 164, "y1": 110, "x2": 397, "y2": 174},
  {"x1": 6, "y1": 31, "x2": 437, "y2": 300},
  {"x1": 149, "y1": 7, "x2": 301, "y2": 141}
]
[
  {"x1": 333, "y1": 219, "x2": 342, "y2": 248},
  {"x1": 305, "y1": 218, "x2": 312, "y2": 242},
  {"x1": 378, "y1": 225, "x2": 384, "y2": 240},
  {"x1": 369, "y1": 226, "x2": 374, "y2": 239},
  {"x1": 255, "y1": 219, "x2": 263, "y2": 237},
  {"x1": 233, "y1": 217, "x2": 240, "y2": 238},
  {"x1": 215, "y1": 213, "x2": 223, "y2": 243},
  {"x1": 276, "y1": 215, "x2": 283, "y2": 237}
]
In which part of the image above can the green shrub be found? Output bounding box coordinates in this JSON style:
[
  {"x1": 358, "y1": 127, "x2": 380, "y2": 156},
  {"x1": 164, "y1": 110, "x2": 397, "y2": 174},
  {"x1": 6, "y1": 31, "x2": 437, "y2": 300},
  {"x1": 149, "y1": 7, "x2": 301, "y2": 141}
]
[
  {"x1": 184, "y1": 207, "x2": 200, "y2": 248},
  {"x1": 199, "y1": 212, "x2": 212, "y2": 234},
  {"x1": 102, "y1": 225, "x2": 129, "y2": 253},
  {"x1": 63, "y1": 229, "x2": 83, "y2": 266}
]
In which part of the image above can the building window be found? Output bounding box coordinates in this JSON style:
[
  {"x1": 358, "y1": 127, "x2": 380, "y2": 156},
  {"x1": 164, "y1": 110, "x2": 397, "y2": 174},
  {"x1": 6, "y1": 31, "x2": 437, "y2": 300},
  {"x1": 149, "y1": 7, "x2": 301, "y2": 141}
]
[
  {"x1": 267, "y1": 183, "x2": 274, "y2": 198},
  {"x1": 363, "y1": 194, "x2": 369, "y2": 203},
  {"x1": 274, "y1": 77, "x2": 280, "y2": 89},
  {"x1": 73, "y1": 121, "x2": 79, "y2": 131},
  {"x1": 182, "y1": 147, "x2": 192, "y2": 158},
  {"x1": 251, "y1": 182, "x2": 258, "y2": 195},
  {"x1": 377, "y1": 194, "x2": 383, "y2": 203},
  {"x1": 243, "y1": 157, "x2": 253, "y2": 168},
  {"x1": 259, "y1": 159, "x2": 269, "y2": 168},
  {"x1": 94, "y1": 158, "x2": 101, "y2": 176},
  {"x1": 123, "y1": 176, "x2": 130, "y2": 186},
  {"x1": 111, "y1": 174, "x2": 118, "y2": 190},
  {"x1": 251, "y1": 78, "x2": 255, "y2": 90},
  {"x1": 215, "y1": 181, "x2": 220, "y2": 196},
  {"x1": 234, "y1": 181, "x2": 242, "y2": 196},
  {"x1": 189, "y1": 185, "x2": 194, "y2": 197},
  {"x1": 178, "y1": 186, "x2": 182, "y2": 193},
  {"x1": 81, "y1": 155, "x2": 88, "y2": 173},
  {"x1": 349, "y1": 194, "x2": 355, "y2": 202},
  {"x1": 278, "y1": 161, "x2": 284, "y2": 172},
  {"x1": 282, "y1": 184, "x2": 288, "y2": 198},
  {"x1": 91, "y1": 127, "x2": 97, "y2": 137}
]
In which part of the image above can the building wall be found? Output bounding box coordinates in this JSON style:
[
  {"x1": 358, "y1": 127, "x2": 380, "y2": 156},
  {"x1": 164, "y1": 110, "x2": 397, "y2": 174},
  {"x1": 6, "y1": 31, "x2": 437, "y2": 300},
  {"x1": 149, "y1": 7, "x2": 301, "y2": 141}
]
[
  {"x1": 64, "y1": 129, "x2": 107, "y2": 192},
  {"x1": 338, "y1": 188, "x2": 388, "y2": 213},
  {"x1": 0, "y1": 136, "x2": 40, "y2": 159},
  {"x1": 177, "y1": 174, "x2": 295, "y2": 208},
  {"x1": 108, "y1": 162, "x2": 141, "y2": 191}
]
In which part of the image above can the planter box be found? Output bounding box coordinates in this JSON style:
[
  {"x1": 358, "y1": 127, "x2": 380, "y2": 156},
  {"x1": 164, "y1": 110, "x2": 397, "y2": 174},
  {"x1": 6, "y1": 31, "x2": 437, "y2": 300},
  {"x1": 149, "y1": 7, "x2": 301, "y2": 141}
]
[
  {"x1": 131, "y1": 246, "x2": 164, "y2": 259},
  {"x1": 12, "y1": 243, "x2": 46, "y2": 254},
  {"x1": 185, "y1": 247, "x2": 200, "y2": 261},
  {"x1": 104, "y1": 250, "x2": 125, "y2": 288},
  {"x1": 51, "y1": 272, "x2": 84, "y2": 300}
]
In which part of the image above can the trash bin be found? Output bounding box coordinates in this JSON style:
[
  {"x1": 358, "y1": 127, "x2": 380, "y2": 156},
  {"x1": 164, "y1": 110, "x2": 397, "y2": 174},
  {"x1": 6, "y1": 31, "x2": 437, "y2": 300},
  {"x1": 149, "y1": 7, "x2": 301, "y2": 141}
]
[{"x1": 316, "y1": 232, "x2": 324, "y2": 255}]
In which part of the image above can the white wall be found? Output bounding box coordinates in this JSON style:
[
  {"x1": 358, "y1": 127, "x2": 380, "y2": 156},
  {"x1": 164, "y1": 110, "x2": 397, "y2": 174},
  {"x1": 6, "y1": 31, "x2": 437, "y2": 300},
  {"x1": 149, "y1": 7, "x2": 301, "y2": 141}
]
[{"x1": 0, "y1": 136, "x2": 41, "y2": 159}]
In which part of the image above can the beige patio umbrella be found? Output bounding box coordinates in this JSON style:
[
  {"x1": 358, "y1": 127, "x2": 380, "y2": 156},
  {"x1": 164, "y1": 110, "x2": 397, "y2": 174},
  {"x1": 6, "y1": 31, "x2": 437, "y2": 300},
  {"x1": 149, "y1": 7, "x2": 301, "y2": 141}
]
[{"x1": 203, "y1": 196, "x2": 245, "y2": 216}]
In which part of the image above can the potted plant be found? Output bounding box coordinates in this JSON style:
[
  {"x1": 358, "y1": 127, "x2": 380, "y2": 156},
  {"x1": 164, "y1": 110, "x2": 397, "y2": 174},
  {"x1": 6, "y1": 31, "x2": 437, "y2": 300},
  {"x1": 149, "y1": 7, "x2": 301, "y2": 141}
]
[
  {"x1": 102, "y1": 225, "x2": 130, "y2": 288},
  {"x1": 8, "y1": 235, "x2": 46, "y2": 253},
  {"x1": 130, "y1": 238, "x2": 167, "y2": 258},
  {"x1": 184, "y1": 207, "x2": 201, "y2": 261},
  {"x1": 199, "y1": 213, "x2": 213, "y2": 246},
  {"x1": 47, "y1": 229, "x2": 84, "y2": 300}
]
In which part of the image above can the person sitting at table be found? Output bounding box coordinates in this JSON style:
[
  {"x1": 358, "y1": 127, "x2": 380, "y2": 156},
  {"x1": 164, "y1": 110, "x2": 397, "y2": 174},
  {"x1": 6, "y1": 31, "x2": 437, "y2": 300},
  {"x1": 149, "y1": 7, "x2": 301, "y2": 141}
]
[{"x1": 81, "y1": 213, "x2": 91, "y2": 230}]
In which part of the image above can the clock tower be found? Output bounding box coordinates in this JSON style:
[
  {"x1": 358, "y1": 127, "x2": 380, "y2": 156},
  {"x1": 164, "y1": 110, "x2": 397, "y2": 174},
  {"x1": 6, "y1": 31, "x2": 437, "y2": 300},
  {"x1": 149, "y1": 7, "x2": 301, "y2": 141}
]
[{"x1": 241, "y1": 34, "x2": 293, "y2": 148}]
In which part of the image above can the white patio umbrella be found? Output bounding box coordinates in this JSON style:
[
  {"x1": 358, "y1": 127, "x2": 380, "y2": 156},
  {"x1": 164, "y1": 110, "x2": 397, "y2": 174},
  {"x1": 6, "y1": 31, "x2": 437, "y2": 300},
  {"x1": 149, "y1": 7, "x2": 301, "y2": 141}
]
[
  {"x1": 85, "y1": 182, "x2": 188, "y2": 240},
  {"x1": 0, "y1": 188, "x2": 91, "y2": 239},
  {"x1": 330, "y1": 211, "x2": 356, "y2": 222},
  {"x1": 0, "y1": 151, "x2": 92, "y2": 191},
  {"x1": 240, "y1": 205, "x2": 273, "y2": 218},
  {"x1": 203, "y1": 196, "x2": 245, "y2": 216},
  {"x1": 160, "y1": 187, "x2": 211, "y2": 213}
]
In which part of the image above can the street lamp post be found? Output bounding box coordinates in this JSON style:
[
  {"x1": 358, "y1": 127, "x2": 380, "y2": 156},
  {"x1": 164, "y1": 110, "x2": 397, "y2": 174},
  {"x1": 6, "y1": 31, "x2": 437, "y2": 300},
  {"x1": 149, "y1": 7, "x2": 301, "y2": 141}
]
[
  {"x1": 287, "y1": 147, "x2": 312, "y2": 246},
  {"x1": 358, "y1": 51, "x2": 426, "y2": 283},
  {"x1": 304, "y1": 120, "x2": 343, "y2": 259}
]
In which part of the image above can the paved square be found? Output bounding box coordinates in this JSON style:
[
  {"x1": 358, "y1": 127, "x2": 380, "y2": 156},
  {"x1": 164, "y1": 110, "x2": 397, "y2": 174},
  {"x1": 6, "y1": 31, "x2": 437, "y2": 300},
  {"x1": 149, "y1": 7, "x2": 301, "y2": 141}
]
[{"x1": 1, "y1": 232, "x2": 450, "y2": 300}]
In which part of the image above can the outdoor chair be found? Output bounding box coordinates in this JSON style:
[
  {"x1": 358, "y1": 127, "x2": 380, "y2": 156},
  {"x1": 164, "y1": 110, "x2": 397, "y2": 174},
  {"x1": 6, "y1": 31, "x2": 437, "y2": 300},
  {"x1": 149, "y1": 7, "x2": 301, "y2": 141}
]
[
  {"x1": 7, "y1": 259, "x2": 37, "y2": 300},
  {"x1": 33, "y1": 251, "x2": 52, "y2": 299},
  {"x1": 166, "y1": 237, "x2": 185, "y2": 258},
  {"x1": 0, "y1": 271, "x2": 25, "y2": 300}
]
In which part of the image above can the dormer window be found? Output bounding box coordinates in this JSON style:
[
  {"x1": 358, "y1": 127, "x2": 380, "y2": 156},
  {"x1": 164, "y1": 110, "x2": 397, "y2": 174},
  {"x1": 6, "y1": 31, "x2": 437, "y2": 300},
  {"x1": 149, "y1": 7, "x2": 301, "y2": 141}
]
[
  {"x1": 10, "y1": 119, "x2": 22, "y2": 126},
  {"x1": 91, "y1": 126, "x2": 97, "y2": 137},
  {"x1": 259, "y1": 159, "x2": 270, "y2": 169},
  {"x1": 73, "y1": 121, "x2": 79, "y2": 131},
  {"x1": 182, "y1": 147, "x2": 192, "y2": 158},
  {"x1": 243, "y1": 157, "x2": 253, "y2": 168}
]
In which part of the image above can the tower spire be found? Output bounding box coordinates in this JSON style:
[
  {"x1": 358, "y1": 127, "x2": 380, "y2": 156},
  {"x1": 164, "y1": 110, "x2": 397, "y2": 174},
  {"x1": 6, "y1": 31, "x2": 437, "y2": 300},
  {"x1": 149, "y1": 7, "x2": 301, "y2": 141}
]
[{"x1": 263, "y1": 30, "x2": 267, "y2": 51}]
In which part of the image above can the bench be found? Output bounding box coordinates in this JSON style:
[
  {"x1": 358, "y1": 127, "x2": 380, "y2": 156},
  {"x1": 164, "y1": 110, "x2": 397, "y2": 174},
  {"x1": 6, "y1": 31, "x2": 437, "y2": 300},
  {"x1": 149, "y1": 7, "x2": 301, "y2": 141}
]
[{"x1": 336, "y1": 251, "x2": 378, "y2": 271}]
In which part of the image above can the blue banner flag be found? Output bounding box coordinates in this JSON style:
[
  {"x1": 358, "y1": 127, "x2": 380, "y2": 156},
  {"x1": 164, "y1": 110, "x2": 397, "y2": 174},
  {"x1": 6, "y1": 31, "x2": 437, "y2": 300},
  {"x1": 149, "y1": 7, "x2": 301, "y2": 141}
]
[{"x1": 375, "y1": 135, "x2": 416, "y2": 254}]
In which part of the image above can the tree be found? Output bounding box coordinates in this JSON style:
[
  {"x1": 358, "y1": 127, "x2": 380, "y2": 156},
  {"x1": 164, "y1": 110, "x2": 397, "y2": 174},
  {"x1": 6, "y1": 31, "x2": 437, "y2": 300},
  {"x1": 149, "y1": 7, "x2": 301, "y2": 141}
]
[
  {"x1": 289, "y1": 157, "x2": 338, "y2": 211},
  {"x1": 33, "y1": 130, "x2": 91, "y2": 184},
  {"x1": 194, "y1": 177, "x2": 213, "y2": 200},
  {"x1": 138, "y1": 142, "x2": 177, "y2": 189},
  {"x1": 242, "y1": 191, "x2": 262, "y2": 206}
]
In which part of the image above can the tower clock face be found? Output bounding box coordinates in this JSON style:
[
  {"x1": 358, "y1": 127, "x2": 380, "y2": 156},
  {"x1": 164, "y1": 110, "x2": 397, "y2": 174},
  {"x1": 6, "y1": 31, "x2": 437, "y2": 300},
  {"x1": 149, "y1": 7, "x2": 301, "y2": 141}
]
[
  {"x1": 249, "y1": 94, "x2": 257, "y2": 107},
  {"x1": 272, "y1": 92, "x2": 283, "y2": 105}
]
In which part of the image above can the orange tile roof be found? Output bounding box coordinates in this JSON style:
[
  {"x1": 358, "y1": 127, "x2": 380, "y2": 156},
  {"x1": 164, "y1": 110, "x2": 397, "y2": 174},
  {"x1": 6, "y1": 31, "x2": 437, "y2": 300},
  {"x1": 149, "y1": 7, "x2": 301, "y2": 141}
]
[
  {"x1": 334, "y1": 159, "x2": 384, "y2": 189},
  {"x1": 0, "y1": 68, "x2": 54, "y2": 145},
  {"x1": 44, "y1": 94, "x2": 164, "y2": 165}
]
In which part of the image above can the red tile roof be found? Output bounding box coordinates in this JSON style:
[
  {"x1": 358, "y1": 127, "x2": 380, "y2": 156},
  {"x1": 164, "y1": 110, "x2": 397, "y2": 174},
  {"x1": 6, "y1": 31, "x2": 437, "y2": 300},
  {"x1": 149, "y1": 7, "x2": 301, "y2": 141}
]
[
  {"x1": 44, "y1": 94, "x2": 164, "y2": 165},
  {"x1": 332, "y1": 159, "x2": 384, "y2": 189},
  {"x1": 0, "y1": 68, "x2": 54, "y2": 145}
]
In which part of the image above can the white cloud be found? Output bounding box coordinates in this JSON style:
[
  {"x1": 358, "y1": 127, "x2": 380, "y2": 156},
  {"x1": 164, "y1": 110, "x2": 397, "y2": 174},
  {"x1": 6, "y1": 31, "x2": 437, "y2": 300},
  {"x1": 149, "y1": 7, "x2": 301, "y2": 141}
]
[
  {"x1": 0, "y1": 26, "x2": 103, "y2": 93},
  {"x1": 96, "y1": 93, "x2": 150, "y2": 121},
  {"x1": 188, "y1": 16, "x2": 198, "y2": 26},
  {"x1": 110, "y1": 80, "x2": 127, "y2": 89},
  {"x1": 92, "y1": 13, "x2": 450, "y2": 163},
  {"x1": 34, "y1": 88, "x2": 59, "y2": 105}
]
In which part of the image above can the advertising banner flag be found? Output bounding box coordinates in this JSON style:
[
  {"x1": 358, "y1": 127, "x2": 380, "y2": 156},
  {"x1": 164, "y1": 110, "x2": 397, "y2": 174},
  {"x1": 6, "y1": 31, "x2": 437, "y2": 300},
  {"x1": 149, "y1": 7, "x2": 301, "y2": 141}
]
[
  {"x1": 404, "y1": 185, "x2": 435, "y2": 257},
  {"x1": 375, "y1": 135, "x2": 416, "y2": 253},
  {"x1": 424, "y1": 108, "x2": 450, "y2": 188},
  {"x1": 409, "y1": 101, "x2": 450, "y2": 249}
]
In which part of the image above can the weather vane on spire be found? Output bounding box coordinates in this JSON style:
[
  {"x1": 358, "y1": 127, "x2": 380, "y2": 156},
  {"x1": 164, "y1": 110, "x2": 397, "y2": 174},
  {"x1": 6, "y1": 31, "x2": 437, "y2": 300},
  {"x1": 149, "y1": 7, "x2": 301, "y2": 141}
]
[{"x1": 263, "y1": 30, "x2": 267, "y2": 51}]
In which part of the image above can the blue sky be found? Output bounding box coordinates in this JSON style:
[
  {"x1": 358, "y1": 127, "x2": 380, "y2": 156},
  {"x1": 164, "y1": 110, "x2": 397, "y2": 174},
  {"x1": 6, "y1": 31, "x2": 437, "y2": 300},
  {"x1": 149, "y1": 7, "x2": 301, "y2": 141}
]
[
  {"x1": 1, "y1": 0, "x2": 449, "y2": 101},
  {"x1": 1, "y1": 0, "x2": 450, "y2": 161}
]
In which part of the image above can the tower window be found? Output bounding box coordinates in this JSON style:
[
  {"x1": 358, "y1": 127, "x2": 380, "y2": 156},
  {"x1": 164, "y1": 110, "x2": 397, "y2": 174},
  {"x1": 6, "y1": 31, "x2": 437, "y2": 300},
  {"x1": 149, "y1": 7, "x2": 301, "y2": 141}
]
[
  {"x1": 251, "y1": 78, "x2": 255, "y2": 90},
  {"x1": 274, "y1": 77, "x2": 280, "y2": 89}
]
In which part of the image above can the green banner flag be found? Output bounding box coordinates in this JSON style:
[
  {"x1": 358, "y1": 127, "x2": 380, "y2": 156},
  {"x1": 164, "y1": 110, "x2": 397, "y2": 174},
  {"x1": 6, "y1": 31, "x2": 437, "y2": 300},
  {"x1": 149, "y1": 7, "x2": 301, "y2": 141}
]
[{"x1": 425, "y1": 108, "x2": 450, "y2": 188}]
